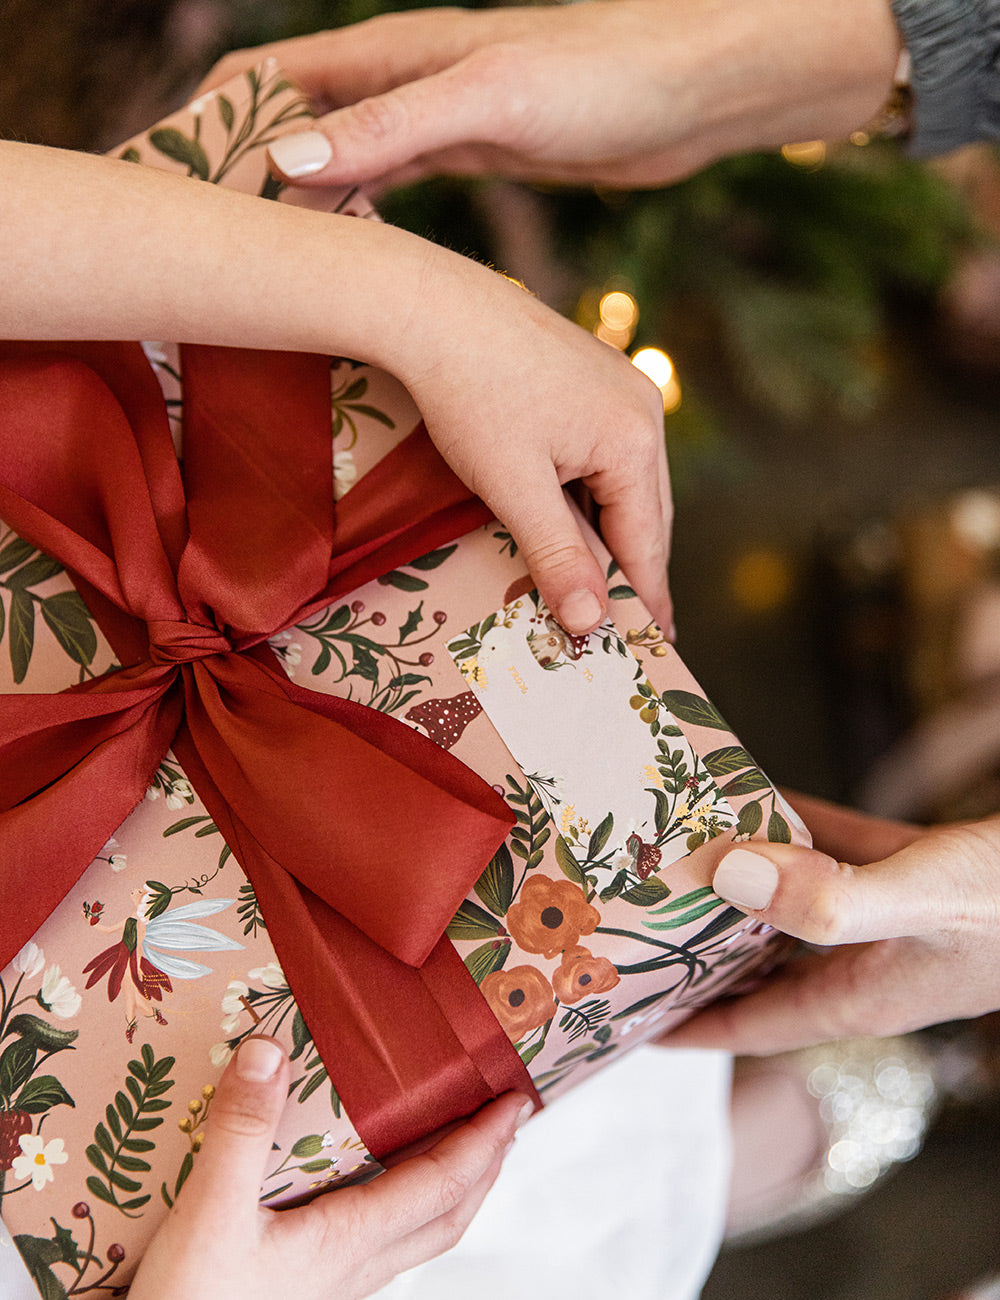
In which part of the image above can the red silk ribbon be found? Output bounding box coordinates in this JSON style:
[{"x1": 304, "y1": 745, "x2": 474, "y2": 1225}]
[{"x1": 0, "y1": 339, "x2": 536, "y2": 1157}]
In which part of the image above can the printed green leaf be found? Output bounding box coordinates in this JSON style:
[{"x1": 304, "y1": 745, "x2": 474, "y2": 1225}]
[
  {"x1": 291, "y1": 1133, "x2": 326, "y2": 1159},
  {"x1": 687, "y1": 831, "x2": 707, "y2": 851},
  {"x1": 587, "y1": 811, "x2": 614, "y2": 860},
  {"x1": 599, "y1": 870, "x2": 628, "y2": 903},
  {"x1": 474, "y1": 842, "x2": 514, "y2": 916},
  {"x1": 87, "y1": 1048, "x2": 175, "y2": 1217},
  {"x1": 119, "y1": 146, "x2": 141, "y2": 163},
  {"x1": 12, "y1": 1236, "x2": 68, "y2": 1300},
  {"x1": 736, "y1": 800, "x2": 764, "y2": 837},
  {"x1": 378, "y1": 569, "x2": 428, "y2": 592},
  {"x1": 701, "y1": 745, "x2": 755, "y2": 778},
  {"x1": 643, "y1": 897, "x2": 724, "y2": 929},
  {"x1": 720, "y1": 769, "x2": 772, "y2": 797},
  {"x1": 162, "y1": 815, "x2": 212, "y2": 837},
  {"x1": 659, "y1": 690, "x2": 729, "y2": 731},
  {"x1": 300, "y1": 1158, "x2": 335, "y2": 1173},
  {"x1": 7, "y1": 554, "x2": 63, "y2": 589},
  {"x1": 398, "y1": 602, "x2": 424, "y2": 644},
  {"x1": 607, "y1": 584, "x2": 637, "y2": 600},
  {"x1": 345, "y1": 402, "x2": 395, "y2": 428},
  {"x1": 290, "y1": 1008, "x2": 312, "y2": 1062},
  {"x1": 148, "y1": 127, "x2": 210, "y2": 179},
  {"x1": 464, "y1": 939, "x2": 510, "y2": 984},
  {"x1": 768, "y1": 809, "x2": 792, "y2": 843},
  {"x1": 41, "y1": 591, "x2": 98, "y2": 666},
  {"x1": 446, "y1": 899, "x2": 502, "y2": 940},
  {"x1": 7, "y1": 1014, "x2": 78, "y2": 1052},
  {"x1": 0, "y1": 535, "x2": 35, "y2": 574},
  {"x1": 217, "y1": 94, "x2": 235, "y2": 131},
  {"x1": 0, "y1": 1038, "x2": 37, "y2": 1103},
  {"x1": 9, "y1": 585, "x2": 35, "y2": 684},
  {"x1": 554, "y1": 835, "x2": 586, "y2": 885},
  {"x1": 409, "y1": 544, "x2": 457, "y2": 571},
  {"x1": 14, "y1": 1074, "x2": 75, "y2": 1114},
  {"x1": 619, "y1": 878, "x2": 671, "y2": 907},
  {"x1": 296, "y1": 1066, "x2": 329, "y2": 1106},
  {"x1": 649, "y1": 787, "x2": 672, "y2": 834}
]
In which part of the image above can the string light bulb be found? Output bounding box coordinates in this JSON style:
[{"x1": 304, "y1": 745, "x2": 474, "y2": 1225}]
[
  {"x1": 631, "y1": 346, "x2": 682, "y2": 413},
  {"x1": 781, "y1": 140, "x2": 826, "y2": 169}
]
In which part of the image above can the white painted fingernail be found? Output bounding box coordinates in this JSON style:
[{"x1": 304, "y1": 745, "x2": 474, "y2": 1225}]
[
  {"x1": 558, "y1": 590, "x2": 602, "y2": 633},
  {"x1": 268, "y1": 131, "x2": 332, "y2": 178},
  {"x1": 713, "y1": 849, "x2": 779, "y2": 912}
]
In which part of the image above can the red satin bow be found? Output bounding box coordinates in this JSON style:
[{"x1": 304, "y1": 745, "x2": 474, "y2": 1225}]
[{"x1": 0, "y1": 340, "x2": 535, "y2": 1156}]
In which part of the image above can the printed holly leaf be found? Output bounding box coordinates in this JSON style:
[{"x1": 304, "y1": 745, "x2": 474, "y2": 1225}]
[
  {"x1": 14, "y1": 1074, "x2": 75, "y2": 1114},
  {"x1": 41, "y1": 590, "x2": 97, "y2": 666},
  {"x1": 398, "y1": 602, "x2": 424, "y2": 643},
  {"x1": 659, "y1": 690, "x2": 729, "y2": 730},
  {"x1": 148, "y1": 127, "x2": 210, "y2": 180},
  {"x1": 12, "y1": 1236, "x2": 68, "y2": 1300},
  {"x1": 49, "y1": 1220, "x2": 79, "y2": 1267},
  {"x1": 474, "y1": 842, "x2": 514, "y2": 916}
]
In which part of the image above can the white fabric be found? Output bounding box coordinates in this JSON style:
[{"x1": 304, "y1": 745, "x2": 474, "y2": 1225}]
[
  {"x1": 375, "y1": 1046, "x2": 732, "y2": 1300},
  {"x1": 0, "y1": 1215, "x2": 40, "y2": 1300}
]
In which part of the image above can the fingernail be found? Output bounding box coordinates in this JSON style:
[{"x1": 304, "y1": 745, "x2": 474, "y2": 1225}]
[
  {"x1": 558, "y1": 589, "x2": 602, "y2": 633},
  {"x1": 236, "y1": 1036, "x2": 283, "y2": 1081},
  {"x1": 268, "y1": 131, "x2": 332, "y2": 178},
  {"x1": 713, "y1": 849, "x2": 779, "y2": 912},
  {"x1": 515, "y1": 1097, "x2": 536, "y2": 1129}
]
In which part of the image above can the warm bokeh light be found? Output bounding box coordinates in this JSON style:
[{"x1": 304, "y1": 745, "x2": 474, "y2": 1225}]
[
  {"x1": 729, "y1": 547, "x2": 794, "y2": 613},
  {"x1": 630, "y1": 346, "x2": 682, "y2": 412},
  {"x1": 781, "y1": 140, "x2": 827, "y2": 169},
  {"x1": 595, "y1": 290, "x2": 639, "y2": 350}
]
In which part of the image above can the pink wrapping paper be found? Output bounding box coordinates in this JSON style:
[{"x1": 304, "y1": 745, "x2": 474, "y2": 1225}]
[{"x1": 0, "y1": 63, "x2": 808, "y2": 1296}]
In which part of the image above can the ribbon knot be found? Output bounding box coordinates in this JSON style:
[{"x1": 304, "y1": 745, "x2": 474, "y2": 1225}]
[
  {"x1": 146, "y1": 618, "x2": 233, "y2": 666},
  {"x1": 0, "y1": 339, "x2": 532, "y2": 1158}
]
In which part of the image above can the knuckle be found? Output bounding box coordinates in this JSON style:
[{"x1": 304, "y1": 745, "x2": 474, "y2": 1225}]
[
  {"x1": 347, "y1": 92, "x2": 410, "y2": 145},
  {"x1": 430, "y1": 1164, "x2": 474, "y2": 1218},
  {"x1": 209, "y1": 1103, "x2": 273, "y2": 1142},
  {"x1": 521, "y1": 536, "x2": 589, "y2": 580},
  {"x1": 796, "y1": 866, "x2": 857, "y2": 947}
]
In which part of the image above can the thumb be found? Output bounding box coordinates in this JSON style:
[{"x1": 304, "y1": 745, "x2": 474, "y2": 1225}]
[
  {"x1": 709, "y1": 831, "x2": 985, "y2": 947},
  {"x1": 267, "y1": 56, "x2": 503, "y2": 187},
  {"x1": 176, "y1": 1037, "x2": 290, "y2": 1221}
]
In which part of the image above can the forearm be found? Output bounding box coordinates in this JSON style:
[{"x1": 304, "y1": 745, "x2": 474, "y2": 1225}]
[{"x1": 0, "y1": 139, "x2": 443, "y2": 375}]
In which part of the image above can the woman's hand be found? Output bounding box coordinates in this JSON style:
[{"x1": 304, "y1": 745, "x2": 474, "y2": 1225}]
[
  {"x1": 201, "y1": 0, "x2": 901, "y2": 193},
  {"x1": 128, "y1": 1037, "x2": 531, "y2": 1300},
  {"x1": 667, "y1": 795, "x2": 1000, "y2": 1054}
]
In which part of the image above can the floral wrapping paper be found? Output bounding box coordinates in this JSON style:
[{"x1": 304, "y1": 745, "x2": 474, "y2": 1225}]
[{"x1": 0, "y1": 64, "x2": 808, "y2": 1297}]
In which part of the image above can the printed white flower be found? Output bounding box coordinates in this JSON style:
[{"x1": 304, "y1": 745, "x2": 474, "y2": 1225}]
[
  {"x1": 12, "y1": 942, "x2": 45, "y2": 979},
  {"x1": 145, "y1": 784, "x2": 162, "y2": 802},
  {"x1": 209, "y1": 1042, "x2": 233, "y2": 1069},
  {"x1": 267, "y1": 631, "x2": 303, "y2": 678},
  {"x1": 221, "y1": 980, "x2": 250, "y2": 1019},
  {"x1": 12, "y1": 1135, "x2": 68, "y2": 1190},
  {"x1": 108, "y1": 853, "x2": 128, "y2": 872},
  {"x1": 333, "y1": 449, "x2": 358, "y2": 493},
  {"x1": 38, "y1": 967, "x2": 81, "y2": 1020},
  {"x1": 141, "y1": 341, "x2": 168, "y2": 367},
  {"x1": 248, "y1": 962, "x2": 287, "y2": 991},
  {"x1": 165, "y1": 778, "x2": 194, "y2": 810}
]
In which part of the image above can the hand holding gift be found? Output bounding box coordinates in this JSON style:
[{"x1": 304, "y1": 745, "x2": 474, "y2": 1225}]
[
  {"x1": 670, "y1": 794, "x2": 1000, "y2": 1053},
  {"x1": 202, "y1": 0, "x2": 901, "y2": 192},
  {"x1": 129, "y1": 1038, "x2": 528, "y2": 1300}
]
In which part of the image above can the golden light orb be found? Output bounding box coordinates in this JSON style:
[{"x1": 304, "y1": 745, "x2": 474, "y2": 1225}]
[
  {"x1": 631, "y1": 347, "x2": 682, "y2": 412},
  {"x1": 780, "y1": 140, "x2": 827, "y2": 169}
]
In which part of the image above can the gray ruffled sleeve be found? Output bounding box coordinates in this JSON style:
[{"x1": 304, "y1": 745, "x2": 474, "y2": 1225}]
[{"x1": 890, "y1": 0, "x2": 1000, "y2": 153}]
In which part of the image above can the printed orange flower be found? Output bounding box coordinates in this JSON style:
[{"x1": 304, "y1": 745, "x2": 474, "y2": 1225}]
[
  {"x1": 481, "y1": 966, "x2": 557, "y2": 1042},
  {"x1": 505, "y1": 875, "x2": 600, "y2": 958},
  {"x1": 552, "y1": 945, "x2": 621, "y2": 1004}
]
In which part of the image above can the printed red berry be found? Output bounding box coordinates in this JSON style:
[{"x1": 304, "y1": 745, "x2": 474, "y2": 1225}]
[
  {"x1": 351, "y1": 600, "x2": 365, "y2": 613},
  {"x1": 418, "y1": 652, "x2": 434, "y2": 666},
  {"x1": 371, "y1": 611, "x2": 386, "y2": 626},
  {"x1": 72, "y1": 1202, "x2": 91, "y2": 1219},
  {"x1": 107, "y1": 1244, "x2": 126, "y2": 1263},
  {"x1": 0, "y1": 1110, "x2": 33, "y2": 1171},
  {"x1": 433, "y1": 610, "x2": 447, "y2": 624}
]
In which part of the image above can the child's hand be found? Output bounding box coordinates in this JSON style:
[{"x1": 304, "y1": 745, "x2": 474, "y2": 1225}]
[{"x1": 128, "y1": 1037, "x2": 530, "y2": 1300}]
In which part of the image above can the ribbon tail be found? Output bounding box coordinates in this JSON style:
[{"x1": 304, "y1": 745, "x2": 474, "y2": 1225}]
[
  {"x1": 0, "y1": 686, "x2": 183, "y2": 969},
  {"x1": 182, "y1": 652, "x2": 513, "y2": 966},
  {"x1": 169, "y1": 733, "x2": 536, "y2": 1156}
]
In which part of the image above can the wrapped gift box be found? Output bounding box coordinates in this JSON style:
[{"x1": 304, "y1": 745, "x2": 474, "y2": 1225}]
[{"x1": 0, "y1": 64, "x2": 808, "y2": 1296}]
